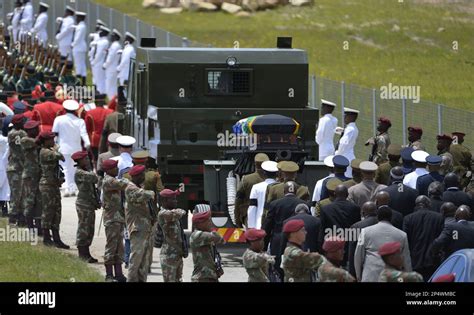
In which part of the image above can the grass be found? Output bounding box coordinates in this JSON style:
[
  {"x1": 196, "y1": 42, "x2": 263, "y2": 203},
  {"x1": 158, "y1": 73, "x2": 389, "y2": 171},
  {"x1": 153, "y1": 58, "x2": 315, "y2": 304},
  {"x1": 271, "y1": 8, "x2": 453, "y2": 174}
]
[
  {"x1": 0, "y1": 218, "x2": 103, "y2": 282},
  {"x1": 94, "y1": 0, "x2": 474, "y2": 111}
]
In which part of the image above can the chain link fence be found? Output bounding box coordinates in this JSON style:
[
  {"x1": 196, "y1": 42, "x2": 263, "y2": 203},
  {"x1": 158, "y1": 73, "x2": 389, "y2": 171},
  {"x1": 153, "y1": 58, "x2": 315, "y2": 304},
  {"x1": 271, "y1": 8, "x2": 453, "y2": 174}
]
[{"x1": 309, "y1": 75, "x2": 474, "y2": 159}]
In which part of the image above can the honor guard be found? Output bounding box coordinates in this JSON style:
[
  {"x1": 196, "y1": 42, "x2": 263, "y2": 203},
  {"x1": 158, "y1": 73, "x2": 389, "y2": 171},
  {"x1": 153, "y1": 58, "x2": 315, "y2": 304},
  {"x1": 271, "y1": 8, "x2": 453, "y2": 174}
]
[
  {"x1": 71, "y1": 12, "x2": 88, "y2": 86},
  {"x1": 366, "y1": 117, "x2": 391, "y2": 165},
  {"x1": 97, "y1": 132, "x2": 121, "y2": 175},
  {"x1": 117, "y1": 32, "x2": 136, "y2": 87},
  {"x1": 85, "y1": 94, "x2": 113, "y2": 161},
  {"x1": 407, "y1": 126, "x2": 425, "y2": 151},
  {"x1": 243, "y1": 229, "x2": 275, "y2": 282},
  {"x1": 31, "y1": 2, "x2": 49, "y2": 47},
  {"x1": 89, "y1": 20, "x2": 107, "y2": 88},
  {"x1": 335, "y1": 108, "x2": 360, "y2": 177},
  {"x1": 315, "y1": 99, "x2": 338, "y2": 161},
  {"x1": 98, "y1": 90, "x2": 126, "y2": 153},
  {"x1": 32, "y1": 90, "x2": 64, "y2": 132},
  {"x1": 19, "y1": 0, "x2": 34, "y2": 41},
  {"x1": 436, "y1": 134, "x2": 454, "y2": 176},
  {"x1": 378, "y1": 242, "x2": 423, "y2": 282},
  {"x1": 104, "y1": 29, "x2": 123, "y2": 99},
  {"x1": 56, "y1": 6, "x2": 75, "y2": 60},
  {"x1": 318, "y1": 238, "x2": 356, "y2": 282},
  {"x1": 91, "y1": 26, "x2": 110, "y2": 94},
  {"x1": 450, "y1": 132, "x2": 472, "y2": 188}
]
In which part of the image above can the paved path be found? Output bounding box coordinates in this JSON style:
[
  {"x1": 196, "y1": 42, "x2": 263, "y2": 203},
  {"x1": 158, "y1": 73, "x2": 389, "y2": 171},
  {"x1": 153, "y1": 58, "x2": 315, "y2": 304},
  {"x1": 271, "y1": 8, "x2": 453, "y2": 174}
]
[{"x1": 60, "y1": 195, "x2": 247, "y2": 282}]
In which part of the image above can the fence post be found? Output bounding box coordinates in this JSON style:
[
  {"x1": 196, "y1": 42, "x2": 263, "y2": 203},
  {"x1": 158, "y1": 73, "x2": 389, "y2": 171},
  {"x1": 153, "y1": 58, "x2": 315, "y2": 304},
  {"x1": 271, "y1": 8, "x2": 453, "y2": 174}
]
[
  {"x1": 166, "y1": 31, "x2": 171, "y2": 47},
  {"x1": 109, "y1": 8, "x2": 113, "y2": 29},
  {"x1": 341, "y1": 81, "x2": 345, "y2": 122},
  {"x1": 151, "y1": 25, "x2": 155, "y2": 39},
  {"x1": 136, "y1": 19, "x2": 140, "y2": 42},
  {"x1": 402, "y1": 98, "x2": 407, "y2": 146},
  {"x1": 311, "y1": 75, "x2": 316, "y2": 108},
  {"x1": 182, "y1": 37, "x2": 189, "y2": 47},
  {"x1": 437, "y1": 104, "x2": 443, "y2": 135},
  {"x1": 123, "y1": 14, "x2": 127, "y2": 36},
  {"x1": 372, "y1": 88, "x2": 377, "y2": 136}
]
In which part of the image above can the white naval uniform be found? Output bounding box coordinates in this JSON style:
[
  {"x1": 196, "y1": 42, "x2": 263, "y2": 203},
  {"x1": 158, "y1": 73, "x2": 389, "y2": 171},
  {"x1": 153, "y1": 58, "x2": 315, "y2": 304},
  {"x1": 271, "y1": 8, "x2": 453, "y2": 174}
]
[
  {"x1": 104, "y1": 40, "x2": 122, "y2": 99},
  {"x1": 402, "y1": 168, "x2": 429, "y2": 190},
  {"x1": 117, "y1": 43, "x2": 136, "y2": 85},
  {"x1": 310, "y1": 173, "x2": 335, "y2": 215},
  {"x1": 315, "y1": 113, "x2": 338, "y2": 161},
  {"x1": 0, "y1": 135, "x2": 10, "y2": 202},
  {"x1": 91, "y1": 36, "x2": 109, "y2": 94},
  {"x1": 247, "y1": 178, "x2": 276, "y2": 229},
  {"x1": 55, "y1": 15, "x2": 75, "y2": 60},
  {"x1": 31, "y1": 11, "x2": 48, "y2": 47},
  {"x1": 335, "y1": 122, "x2": 359, "y2": 177},
  {"x1": 71, "y1": 21, "x2": 88, "y2": 77},
  {"x1": 11, "y1": 8, "x2": 23, "y2": 43},
  {"x1": 52, "y1": 113, "x2": 91, "y2": 194},
  {"x1": 88, "y1": 32, "x2": 100, "y2": 86},
  {"x1": 19, "y1": 2, "x2": 33, "y2": 41}
]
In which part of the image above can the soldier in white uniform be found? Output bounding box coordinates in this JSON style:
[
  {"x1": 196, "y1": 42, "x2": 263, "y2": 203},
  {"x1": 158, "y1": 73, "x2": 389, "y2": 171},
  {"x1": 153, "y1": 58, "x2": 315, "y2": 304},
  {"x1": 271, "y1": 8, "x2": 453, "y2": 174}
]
[
  {"x1": 315, "y1": 99, "x2": 338, "y2": 161},
  {"x1": 117, "y1": 32, "x2": 137, "y2": 86},
  {"x1": 55, "y1": 6, "x2": 75, "y2": 60},
  {"x1": 335, "y1": 108, "x2": 360, "y2": 178},
  {"x1": 91, "y1": 26, "x2": 110, "y2": 94},
  {"x1": 10, "y1": 1, "x2": 23, "y2": 43},
  {"x1": 247, "y1": 161, "x2": 278, "y2": 229},
  {"x1": 89, "y1": 20, "x2": 107, "y2": 88},
  {"x1": 30, "y1": 2, "x2": 49, "y2": 47},
  {"x1": 71, "y1": 12, "x2": 88, "y2": 86},
  {"x1": 19, "y1": 0, "x2": 34, "y2": 42},
  {"x1": 311, "y1": 155, "x2": 334, "y2": 214},
  {"x1": 104, "y1": 29, "x2": 123, "y2": 100},
  {"x1": 52, "y1": 100, "x2": 91, "y2": 197},
  {"x1": 403, "y1": 150, "x2": 429, "y2": 189}
]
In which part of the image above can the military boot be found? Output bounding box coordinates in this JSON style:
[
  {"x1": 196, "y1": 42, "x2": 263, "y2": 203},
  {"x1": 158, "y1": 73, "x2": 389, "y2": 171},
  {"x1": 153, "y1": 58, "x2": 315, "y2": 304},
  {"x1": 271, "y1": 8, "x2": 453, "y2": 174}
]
[
  {"x1": 86, "y1": 247, "x2": 98, "y2": 263},
  {"x1": 77, "y1": 246, "x2": 90, "y2": 261},
  {"x1": 42, "y1": 229, "x2": 55, "y2": 246},
  {"x1": 51, "y1": 228, "x2": 70, "y2": 249},
  {"x1": 105, "y1": 264, "x2": 115, "y2": 282},
  {"x1": 114, "y1": 263, "x2": 127, "y2": 282}
]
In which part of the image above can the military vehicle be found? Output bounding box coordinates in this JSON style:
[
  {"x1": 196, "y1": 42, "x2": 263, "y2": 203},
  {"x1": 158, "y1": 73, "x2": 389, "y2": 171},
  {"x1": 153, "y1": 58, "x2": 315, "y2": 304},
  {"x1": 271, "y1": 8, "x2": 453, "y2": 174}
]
[{"x1": 126, "y1": 40, "x2": 328, "y2": 237}]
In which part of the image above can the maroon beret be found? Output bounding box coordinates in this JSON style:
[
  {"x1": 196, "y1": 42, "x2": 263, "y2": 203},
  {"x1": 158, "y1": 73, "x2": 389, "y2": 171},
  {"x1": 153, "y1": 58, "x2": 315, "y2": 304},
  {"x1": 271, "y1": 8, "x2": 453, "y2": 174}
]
[
  {"x1": 129, "y1": 164, "x2": 146, "y2": 176},
  {"x1": 11, "y1": 114, "x2": 24, "y2": 125},
  {"x1": 322, "y1": 237, "x2": 346, "y2": 253},
  {"x1": 192, "y1": 210, "x2": 211, "y2": 224},
  {"x1": 159, "y1": 189, "x2": 180, "y2": 198},
  {"x1": 378, "y1": 116, "x2": 391, "y2": 126},
  {"x1": 71, "y1": 151, "x2": 89, "y2": 161},
  {"x1": 38, "y1": 131, "x2": 55, "y2": 140},
  {"x1": 408, "y1": 126, "x2": 422, "y2": 134},
  {"x1": 23, "y1": 120, "x2": 40, "y2": 130},
  {"x1": 437, "y1": 134, "x2": 453, "y2": 141},
  {"x1": 282, "y1": 219, "x2": 305, "y2": 233},
  {"x1": 244, "y1": 228, "x2": 266, "y2": 242},
  {"x1": 451, "y1": 132, "x2": 465, "y2": 138},
  {"x1": 378, "y1": 241, "x2": 401, "y2": 257},
  {"x1": 102, "y1": 159, "x2": 118, "y2": 171},
  {"x1": 432, "y1": 273, "x2": 455, "y2": 283}
]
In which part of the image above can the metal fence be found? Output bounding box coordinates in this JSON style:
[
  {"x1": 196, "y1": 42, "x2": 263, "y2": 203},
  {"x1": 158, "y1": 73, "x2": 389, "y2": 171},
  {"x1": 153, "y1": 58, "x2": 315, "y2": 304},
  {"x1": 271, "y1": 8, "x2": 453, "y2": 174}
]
[
  {"x1": 1, "y1": 0, "x2": 207, "y2": 48},
  {"x1": 309, "y1": 75, "x2": 474, "y2": 159}
]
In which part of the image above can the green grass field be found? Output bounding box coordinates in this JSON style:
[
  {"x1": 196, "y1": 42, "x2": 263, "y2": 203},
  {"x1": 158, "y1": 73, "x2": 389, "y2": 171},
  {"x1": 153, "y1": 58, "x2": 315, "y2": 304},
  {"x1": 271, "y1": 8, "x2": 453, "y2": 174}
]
[
  {"x1": 0, "y1": 219, "x2": 102, "y2": 282},
  {"x1": 95, "y1": 0, "x2": 474, "y2": 111}
]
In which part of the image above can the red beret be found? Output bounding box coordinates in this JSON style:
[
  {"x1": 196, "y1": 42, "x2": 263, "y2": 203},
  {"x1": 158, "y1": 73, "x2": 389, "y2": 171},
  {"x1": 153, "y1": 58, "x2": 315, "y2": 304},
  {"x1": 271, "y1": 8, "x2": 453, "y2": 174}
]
[
  {"x1": 192, "y1": 210, "x2": 211, "y2": 224},
  {"x1": 378, "y1": 241, "x2": 401, "y2": 257},
  {"x1": 432, "y1": 273, "x2": 455, "y2": 283},
  {"x1": 102, "y1": 159, "x2": 118, "y2": 171},
  {"x1": 159, "y1": 189, "x2": 180, "y2": 198},
  {"x1": 408, "y1": 126, "x2": 422, "y2": 134},
  {"x1": 451, "y1": 132, "x2": 465, "y2": 138},
  {"x1": 282, "y1": 219, "x2": 305, "y2": 233},
  {"x1": 11, "y1": 114, "x2": 24, "y2": 125},
  {"x1": 71, "y1": 151, "x2": 88, "y2": 161},
  {"x1": 378, "y1": 116, "x2": 391, "y2": 126},
  {"x1": 244, "y1": 228, "x2": 266, "y2": 242},
  {"x1": 23, "y1": 120, "x2": 40, "y2": 130},
  {"x1": 128, "y1": 164, "x2": 146, "y2": 176},
  {"x1": 38, "y1": 131, "x2": 55, "y2": 140},
  {"x1": 322, "y1": 237, "x2": 346, "y2": 253},
  {"x1": 437, "y1": 134, "x2": 453, "y2": 141}
]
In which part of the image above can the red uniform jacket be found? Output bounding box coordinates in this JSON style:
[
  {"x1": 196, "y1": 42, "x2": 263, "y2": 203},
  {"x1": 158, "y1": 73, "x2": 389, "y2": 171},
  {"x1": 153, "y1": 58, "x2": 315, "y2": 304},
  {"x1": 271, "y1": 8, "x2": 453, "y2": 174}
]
[
  {"x1": 32, "y1": 101, "x2": 65, "y2": 132},
  {"x1": 85, "y1": 107, "x2": 113, "y2": 148}
]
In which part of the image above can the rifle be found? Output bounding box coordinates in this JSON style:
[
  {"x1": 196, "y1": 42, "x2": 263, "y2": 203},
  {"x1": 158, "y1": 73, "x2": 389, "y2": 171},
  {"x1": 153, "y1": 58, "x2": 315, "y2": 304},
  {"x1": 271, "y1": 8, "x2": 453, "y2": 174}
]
[{"x1": 213, "y1": 244, "x2": 224, "y2": 278}]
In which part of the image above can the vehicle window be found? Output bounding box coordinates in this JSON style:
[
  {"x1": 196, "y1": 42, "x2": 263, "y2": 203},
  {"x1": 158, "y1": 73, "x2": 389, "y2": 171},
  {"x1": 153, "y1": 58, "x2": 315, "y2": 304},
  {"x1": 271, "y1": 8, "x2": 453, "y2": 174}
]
[
  {"x1": 432, "y1": 256, "x2": 459, "y2": 280},
  {"x1": 206, "y1": 69, "x2": 252, "y2": 96},
  {"x1": 451, "y1": 256, "x2": 466, "y2": 281}
]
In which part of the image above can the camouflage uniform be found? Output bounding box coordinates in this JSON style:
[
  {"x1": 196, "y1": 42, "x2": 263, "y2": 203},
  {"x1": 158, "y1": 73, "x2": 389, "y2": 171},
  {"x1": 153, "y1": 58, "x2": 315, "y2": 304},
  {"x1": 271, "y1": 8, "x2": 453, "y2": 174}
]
[
  {"x1": 375, "y1": 160, "x2": 401, "y2": 185},
  {"x1": 408, "y1": 140, "x2": 425, "y2": 151},
  {"x1": 378, "y1": 266, "x2": 423, "y2": 282},
  {"x1": 75, "y1": 168, "x2": 100, "y2": 247},
  {"x1": 102, "y1": 174, "x2": 129, "y2": 265},
  {"x1": 242, "y1": 249, "x2": 274, "y2": 282},
  {"x1": 7, "y1": 128, "x2": 27, "y2": 217},
  {"x1": 189, "y1": 230, "x2": 225, "y2": 282},
  {"x1": 157, "y1": 207, "x2": 187, "y2": 282},
  {"x1": 317, "y1": 260, "x2": 356, "y2": 282},
  {"x1": 450, "y1": 143, "x2": 472, "y2": 188},
  {"x1": 282, "y1": 242, "x2": 325, "y2": 282},
  {"x1": 125, "y1": 182, "x2": 155, "y2": 282},
  {"x1": 372, "y1": 132, "x2": 391, "y2": 165},
  {"x1": 20, "y1": 136, "x2": 42, "y2": 219},
  {"x1": 314, "y1": 197, "x2": 332, "y2": 217},
  {"x1": 39, "y1": 147, "x2": 64, "y2": 229},
  {"x1": 235, "y1": 171, "x2": 264, "y2": 227}
]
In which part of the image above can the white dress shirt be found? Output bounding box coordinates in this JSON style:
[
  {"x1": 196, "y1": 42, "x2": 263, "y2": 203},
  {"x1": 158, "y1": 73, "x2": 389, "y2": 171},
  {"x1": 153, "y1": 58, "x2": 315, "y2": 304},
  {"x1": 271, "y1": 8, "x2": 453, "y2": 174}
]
[
  {"x1": 315, "y1": 113, "x2": 338, "y2": 161},
  {"x1": 403, "y1": 168, "x2": 429, "y2": 190},
  {"x1": 335, "y1": 122, "x2": 359, "y2": 162},
  {"x1": 52, "y1": 113, "x2": 90, "y2": 155},
  {"x1": 55, "y1": 15, "x2": 75, "y2": 48},
  {"x1": 247, "y1": 178, "x2": 276, "y2": 229},
  {"x1": 71, "y1": 21, "x2": 87, "y2": 53},
  {"x1": 104, "y1": 40, "x2": 122, "y2": 73}
]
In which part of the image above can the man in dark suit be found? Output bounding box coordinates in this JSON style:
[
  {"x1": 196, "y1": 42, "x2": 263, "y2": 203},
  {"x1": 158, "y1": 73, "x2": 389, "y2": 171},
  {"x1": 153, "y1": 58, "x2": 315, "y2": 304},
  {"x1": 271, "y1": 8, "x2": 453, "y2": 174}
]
[
  {"x1": 403, "y1": 195, "x2": 444, "y2": 281},
  {"x1": 348, "y1": 201, "x2": 378, "y2": 277},
  {"x1": 440, "y1": 202, "x2": 457, "y2": 225},
  {"x1": 428, "y1": 181, "x2": 445, "y2": 213},
  {"x1": 432, "y1": 206, "x2": 474, "y2": 260},
  {"x1": 416, "y1": 155, "x2": 444, "y2": 196},
  {"x1": 263, "y1": 181, "x2": 306, "y2": 278},
  {"x1": 381, "y1": 166, "x2": 419, "y2": 217},
  {"x1": 442, "y1": 173, "x2": 474, "y2": 210},
  {"x1": 375, "y1": 191, "x2": 403, "y2": 229},
  {"x1": 282, "y1": 203, "x2": 321, "y2": 253}
]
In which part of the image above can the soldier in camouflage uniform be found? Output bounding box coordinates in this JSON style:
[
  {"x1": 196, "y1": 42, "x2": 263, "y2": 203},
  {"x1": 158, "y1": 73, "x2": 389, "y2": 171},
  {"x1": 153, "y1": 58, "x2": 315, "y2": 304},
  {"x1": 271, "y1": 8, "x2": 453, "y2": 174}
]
[
  {"x1": 234, "y1": 153, "x2": 268, "y2": 227},
  {"x1": 38, "y1": 131, "x2": 70, "y2": 248},
  {"x1": 366, "y1": 117, "x2": 391, "y2": 165},
  {"x1": 318, "y1": 238, "x2": 355, "y2": 282},
  {"x1": 72, "y1": 151, "x2": 101, "y2": 263},
  {"x1": 374, "y1": 144, "x2": 401, "y2": 185},
  {"x1": 242, "y1": 228, "x2": 275, "y2": 282},
  {"x1": 282, "y1": 219, "x2": 325, "y2": 282},
  {"x1": 190, "y1": 210, "x2": 225, "y2": 282},
  {"x1": 101, "y1": 159, "x2": 129, "y2": 282},
  {"x1": 125, "y1": 165, "x2": 155, "y2": 282},
  {"x1": 21, "y1": 120, "x2": 42, "y2": 233},
  {"x1": 450, "y1": 132, "x2": 472, "y2": 189},
  {"x1": 378, "y1": 241, "x2": 423, "y2": 282},
  {"x1": 157, "y1": 189, "x2": 187, "y2": 282},
  {"x1": 437, "y1": 134, "x2": 454, "y2": 176},
  {"x1": 407, "y1": 126, "x2": 426, "y2": 151},
  {"x1": 7, "y1": 114, "x2": 27, "y2": 226}
]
